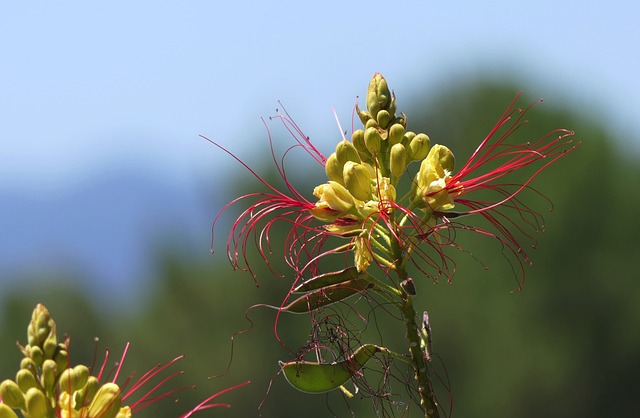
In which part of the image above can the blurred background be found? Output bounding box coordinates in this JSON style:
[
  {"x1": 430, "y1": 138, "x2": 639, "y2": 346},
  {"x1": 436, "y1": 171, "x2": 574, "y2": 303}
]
[{"x1": 1, "y1": 1, "x2": 639, "y2": 417}]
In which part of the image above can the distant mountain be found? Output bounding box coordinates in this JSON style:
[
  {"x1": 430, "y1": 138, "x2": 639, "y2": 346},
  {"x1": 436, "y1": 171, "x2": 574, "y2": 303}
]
[{"x1": 0, "y1": 170, "x2": 214, "y2": 305}]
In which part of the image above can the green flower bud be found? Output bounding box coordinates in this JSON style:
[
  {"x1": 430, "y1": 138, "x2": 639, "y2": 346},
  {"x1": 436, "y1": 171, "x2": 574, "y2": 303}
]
[
  {"x1": 390, "y1": 143, "x2": 407, "y2": 177},
  {"x1": 335, "y1": 140, "x2": 361, "y2": 165},
  {"x1": 75, "y1": 376, "x2": 100, "y2": 406},
  {"x1": 376, "y1": 109, "x2": 391, "y2": 128},
  {"x1": 87, "y1": 383, "x2": 123, "y2": 418},
  {"x1": 0, "y1": 380, "x2": 26, "y2": 410},
  {"x1": 29, "y1": 346, "x2": 44, "y2": 368},
  {"x1": 20, "y1": 358, "x2": 37, "y2": 377},
  {"x1": 59, "y1": 364, "x2": 90, "y2": 394},
  {"x1": 0, "y1": 403, "x2": 20, "y2": 418},
  {"x1": 351, "y1": 129, "x2": 367, "y2": 153},
  {"x1": 366, "y1": 73, "x2": 391, "y2": 119},
  {"x1": 325, "y1": 153, "x2": 344, "y2": 185},
  {"x1": 43, "y1": 338, "x2": 57, "y2": 361},
  {"x1": 388, "y1": 123, "x2": 405, "y2": 146},
  {"x1": 408, "y1": 133, "x2": 431, "y2": 161},
  {"x1": 16, "y1": 369, "x2": 38, "y2": 393},
  {"x1": 364, "y1": 118, "x2": 378, "y2": 130},
  {"x1": 53, "y1": 345, "x2": 69, "y2": 372},
  {"x1": 364, "y1": 127, "x2": 382, "y2": 154},
  {"x1": 402, "y1": 131, "x2": 416, "y2": 148},
  {"x1": 41, "y1": 360, "x2": 57, "y2": 395},
  {"x1": 28, "y1": 304, "x2": 54, "y2": 348},
  {"x1": 25, "y1": 387, "x2": 48, "y2": 418},
  {"x1": 343, "y1": 162, "x2": 373, "y2": 201}
]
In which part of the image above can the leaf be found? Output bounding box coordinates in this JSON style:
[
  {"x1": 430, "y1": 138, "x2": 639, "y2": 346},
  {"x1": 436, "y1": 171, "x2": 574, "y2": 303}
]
[
  {"x1": 279, "y1": 344, "x2": 380, "y2": 393},
  {"x1": 281, "y1": 278, "x2": 373, "y2": 314}
]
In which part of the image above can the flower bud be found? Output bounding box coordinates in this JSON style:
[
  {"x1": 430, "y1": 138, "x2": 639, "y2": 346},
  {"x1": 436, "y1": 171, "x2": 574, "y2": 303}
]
[
  {"x1": 335, "y1": 140, "x2": 361, "y2": 165},
  {"x1": 407, "y1": 133, "x2": 431, "y2": 161},
  {"x1": 53, "y1": 344, "x2": 69, "y2": 372},
  {"x1": 41, "y1": 359, "x2": 57, "y2": 395},
  {"x1": 28, "y1": 346, "x2": 44, "y2": 368},
  {"x1": 20, "y1": 358, "x2": 37, "y2": 377},
  {"x1": 25, "y1": 387, "x2": 48, "y2": 418},
  {"x1": 76, "y1": 376, "x2": 100, "y2": 405},
  {"x1": 364, "y1": 127, "x2": 382, "y2": 154},
  {"x1": 0, "y1": 403, "x2": 20, "y2": 418},
  {"x1": 28, "y1": 304, "x2": 54, "y2": 348},
  {"x1": 388, "y1": 123, "x2": 405, "y2": 146},
  {"x1": 0, "y1": 380, "x2": 26, "y2": 410},
  {"x1": 376, "y1": 109, "x2": 391, "y2": 128},
  {"x1": 87, "y1": 383, "x2": 123, "y2": 418},
  {"x1": 365, "y1": 118, "x2": 378, "y2": 130},
  {"x1": 351, "y1": 129, "x2": 367, "y2": 154},
  {"x1": 324, "y1": 153, "x2": 344, "y2": 185},
  {"x1": 366, "y1": 73, "x2": 391, "y2": 119},
  {"x1": 343, "y1": 162, "x2": 373, "y2": 201},
  {"x1": 16, "y1": 369, "x2": 38, "y2": 393},
  {"x1": 390, "y1": 143, "x2": 407, "y2": 177}
]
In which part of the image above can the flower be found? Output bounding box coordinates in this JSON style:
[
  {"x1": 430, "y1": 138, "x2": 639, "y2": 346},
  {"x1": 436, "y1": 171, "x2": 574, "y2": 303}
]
[
  {"x1": 211, "y1": 75, "x2": 578, "y2": 289},
  {"x1": 0, "y1": 304, "x2": 248, "y2": 418}
]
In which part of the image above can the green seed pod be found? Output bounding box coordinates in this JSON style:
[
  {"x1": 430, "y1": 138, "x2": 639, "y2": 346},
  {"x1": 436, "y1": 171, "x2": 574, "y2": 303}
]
[
  {"x1": 16, "y1": 369, "x2": 38, "y2": 393},
  {"x1": 0, "y1": 380, "x2": 26, "y2": 410},
  {"x1": 280, "y1": 344, "x2": 381, "y2": 393},
  {"x1": 87, "y1": 383, "x2": 122, "y2": 418},
  {"x1": 324, "y1": 153, "x2": 344, "y2": 185},
  {"x1": 25, "y1": 387, "x2": 47, "y2": 418},
  {"x1": 376, "y1": 109, "x2": 391, "y2": 128},
  {"x1": 388, "y1": 123, "x2": 405, "y2": 146},
  {"x1": 364, "y1": 127, "x2": 382, "y2": 154},
  {"x1": 390, "y1": 143, "x2": 407, "y2": 177},
  {"x1": 335, "y1": 140, "x2": 361, "y2": 165},
  {"x1": 351, "y1": 129, "x2": 366, "y2": 153},
  {"x1": 343, "y1": 162, "x2": 373, "y2": 201},
  {"x1": 408, "y1": 133, "x2": 431, "y2": 161}
]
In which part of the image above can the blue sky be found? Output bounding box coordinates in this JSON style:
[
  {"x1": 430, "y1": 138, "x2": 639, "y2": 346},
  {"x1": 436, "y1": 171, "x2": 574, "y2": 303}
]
[{"x1": 1, "y1": 0, "x2": 638, "y2": 195}]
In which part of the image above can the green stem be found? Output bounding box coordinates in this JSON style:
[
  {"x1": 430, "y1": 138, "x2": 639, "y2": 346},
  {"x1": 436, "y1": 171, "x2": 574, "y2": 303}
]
[{"x1": 394, "y1": 263, "x2": 440, "y2": 417}]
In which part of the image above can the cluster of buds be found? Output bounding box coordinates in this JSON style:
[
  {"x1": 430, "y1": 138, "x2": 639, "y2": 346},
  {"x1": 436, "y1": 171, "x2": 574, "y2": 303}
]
[
  {"x1": 0, "y1": 304, "x2": 130, "y2": 418},
  {"x1": 0, "y1": 304, "x2": 248, "y2": 418},
  {"x1": 310, "y1": 73, "x2": 463, "y2": 272}
]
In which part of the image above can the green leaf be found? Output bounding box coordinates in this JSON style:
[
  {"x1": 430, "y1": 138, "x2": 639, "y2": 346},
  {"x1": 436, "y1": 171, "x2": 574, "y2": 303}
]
[{"x1": 279, "y1": 344, "x2": 380, "y2": 393}]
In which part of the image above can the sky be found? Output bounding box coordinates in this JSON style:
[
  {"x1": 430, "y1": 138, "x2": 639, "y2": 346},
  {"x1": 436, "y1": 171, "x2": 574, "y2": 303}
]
[{"x1": 1, "y1": 0, "x2": 638, "y2": 194}]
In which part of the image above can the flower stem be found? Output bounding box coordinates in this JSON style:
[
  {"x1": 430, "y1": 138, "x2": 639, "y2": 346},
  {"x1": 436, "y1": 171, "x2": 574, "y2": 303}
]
[{"x1": 394, "y1": 263, "x2": 439, "y2": 417}]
